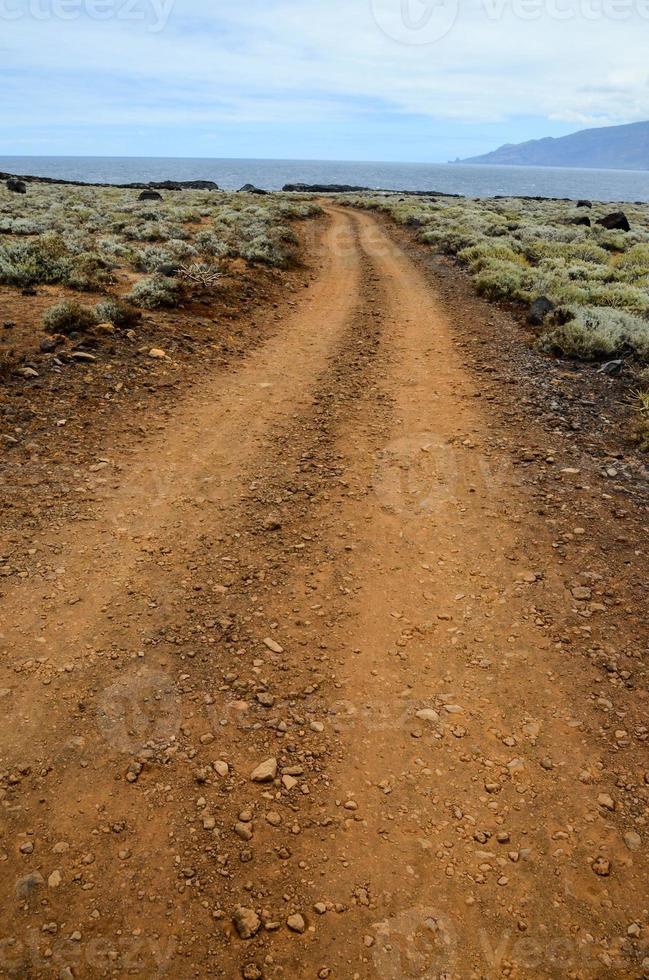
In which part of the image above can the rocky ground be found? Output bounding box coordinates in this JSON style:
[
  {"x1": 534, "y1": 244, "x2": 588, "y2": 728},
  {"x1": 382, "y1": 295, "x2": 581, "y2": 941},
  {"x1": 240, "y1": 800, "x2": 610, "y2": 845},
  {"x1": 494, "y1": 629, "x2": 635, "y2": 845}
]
[{"x1": 0, "y1": 206, "x2": 647, "y2": 979}]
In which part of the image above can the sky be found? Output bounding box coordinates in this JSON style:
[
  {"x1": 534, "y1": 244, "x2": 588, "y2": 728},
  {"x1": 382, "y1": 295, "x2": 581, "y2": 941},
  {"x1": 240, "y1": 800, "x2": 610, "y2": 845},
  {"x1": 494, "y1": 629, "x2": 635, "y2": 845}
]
[{"x1": 1, "y1": 0, "x2": 648, "y2": 161}]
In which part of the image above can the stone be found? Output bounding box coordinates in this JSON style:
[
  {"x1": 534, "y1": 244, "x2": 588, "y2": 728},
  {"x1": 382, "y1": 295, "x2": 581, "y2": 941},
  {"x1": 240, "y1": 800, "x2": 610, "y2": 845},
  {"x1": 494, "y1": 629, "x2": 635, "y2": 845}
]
[
  {"x1": 235, "y1": 822, "x2": 253, "y2": 841},
  {"x1": 250, "y1": 758, "x2": 277, "y2": 783},
  {"x1": 233, "y1": 907, "x2": 261, "y2": 940},
  {"x1": 138, "y1": 190, "x2": 163, "y2": 201},
  {"x1": 591, "y1": 856, "x2": 611, "y2": 877},
  {"x1": 213, "y1": 760, "x2": 229, "y2": 777},
  {"x1": 263, "y1": 637, "x2": 283, "y2": 653},
  {"x1": 571, "y1": 586, "x2": 592, "y2": 601},
  {"x1": 6, "y1": 178, "x2": 27, "y2": 194},
  {"x1": 287, "y1": 913, "x2": 306, "y2": 933},
  {"x1": 415, "y1": 708, "x2": 439, "y2": 723},
  {"x1": 527, "y1": 296, "x2": 555, "y2": 327},
  {"x1": 624, "y1": 831, "x2": 641, "y2": 852},
  {"x1": 48, "y1": 870, "x2": 62, "y2": 888},
  {"x1": 597, "y1": 793, "x2": 615, "y2": 811},
  {"x1": 242, "y1": 966, "x2": 263, "y2": 980},
  {"x1": 597, "y1": 360, "x2": 624, "y2": 376},
  {"x1": 596, "y1": 211, "x2": 630, "y2": 232},
  {"x1": 239, "y1": 183, "x2": 268, "y2": 195},
  {"x1": 148, "y1": 348, "x2": 168, "y2": 360}
]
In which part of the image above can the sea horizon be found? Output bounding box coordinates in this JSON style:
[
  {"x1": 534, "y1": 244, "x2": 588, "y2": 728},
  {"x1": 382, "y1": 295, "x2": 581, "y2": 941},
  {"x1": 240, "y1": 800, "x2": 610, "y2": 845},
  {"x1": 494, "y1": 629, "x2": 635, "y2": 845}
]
[{"x1": 2, "y1": 154, "x2": 649, "y2": 202}]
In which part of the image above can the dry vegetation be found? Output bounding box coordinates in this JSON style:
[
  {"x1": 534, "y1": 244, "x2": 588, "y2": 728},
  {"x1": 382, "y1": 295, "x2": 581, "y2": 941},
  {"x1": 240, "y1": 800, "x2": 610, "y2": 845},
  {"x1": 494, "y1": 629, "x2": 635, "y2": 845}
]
[
  {"x1": 0, "y1": 182, "x2": 320, "y2": 332},
  {"x1": 340, "y1": 191, "x2": 649, "y2": 443}
]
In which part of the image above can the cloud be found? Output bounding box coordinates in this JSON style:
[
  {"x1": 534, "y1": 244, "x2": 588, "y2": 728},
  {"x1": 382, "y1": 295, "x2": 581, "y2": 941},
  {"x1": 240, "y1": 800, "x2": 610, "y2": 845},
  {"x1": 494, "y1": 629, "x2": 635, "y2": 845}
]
[{"x1": 0, "y1": 0, "x2": 648, "y2": 155}]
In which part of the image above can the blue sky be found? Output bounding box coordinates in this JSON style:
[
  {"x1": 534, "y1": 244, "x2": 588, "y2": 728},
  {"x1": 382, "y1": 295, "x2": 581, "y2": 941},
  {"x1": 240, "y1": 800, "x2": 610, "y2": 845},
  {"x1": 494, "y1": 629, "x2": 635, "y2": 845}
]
[{"x1": 2, "y1": 0, "x2": 648, "y2": 161}]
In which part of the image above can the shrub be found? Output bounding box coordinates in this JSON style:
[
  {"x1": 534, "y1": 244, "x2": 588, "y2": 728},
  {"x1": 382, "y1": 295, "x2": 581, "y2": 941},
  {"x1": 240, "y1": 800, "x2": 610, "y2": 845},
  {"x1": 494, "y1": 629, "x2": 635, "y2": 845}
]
[
  {"x1": 474, "y1": 261, "x2": 531, "y2": 302},
  {"x1": 42, "y1": 299, "x2": 98, "y2": 335},
  {"x1": 66, "y1": 251, "x2": 115, "y2": 291},
  {"x1": 0, "y1": 234, "x2": 70, "y2": 287},
  {"x1": 128, "y1": 275, "x2": 180, "y2": 309},
  {"x1": 540, "y1": 307, "x2": 649, "y2": 361},
  {"x1": 458, "y1": 241, "x2": 522, "y2": 271},
  {"x1": 95, "y1": 297, "x2": 140, "y2": 328}
]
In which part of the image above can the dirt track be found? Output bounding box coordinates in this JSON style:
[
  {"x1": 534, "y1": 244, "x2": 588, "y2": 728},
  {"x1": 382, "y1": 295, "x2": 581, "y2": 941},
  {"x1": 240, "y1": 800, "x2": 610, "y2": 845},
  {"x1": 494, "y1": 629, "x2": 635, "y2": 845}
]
[{"x1": 1, "y1": 207, "x2": 648, "y2": 979}]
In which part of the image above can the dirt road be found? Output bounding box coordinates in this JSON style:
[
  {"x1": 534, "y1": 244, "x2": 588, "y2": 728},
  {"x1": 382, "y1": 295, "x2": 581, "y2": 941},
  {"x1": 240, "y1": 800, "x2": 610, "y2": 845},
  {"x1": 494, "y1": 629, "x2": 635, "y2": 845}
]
[{"x1": 1, "y1": 207, "x2": 648, "y2": 979}]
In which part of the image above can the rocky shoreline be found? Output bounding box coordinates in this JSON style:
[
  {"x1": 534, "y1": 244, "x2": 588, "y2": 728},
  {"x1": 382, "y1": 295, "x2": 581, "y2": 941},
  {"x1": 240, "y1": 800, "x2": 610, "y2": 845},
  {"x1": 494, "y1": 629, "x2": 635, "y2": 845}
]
[{"x1": 1, "y1": 171, "x2": 635, "y2": 205}]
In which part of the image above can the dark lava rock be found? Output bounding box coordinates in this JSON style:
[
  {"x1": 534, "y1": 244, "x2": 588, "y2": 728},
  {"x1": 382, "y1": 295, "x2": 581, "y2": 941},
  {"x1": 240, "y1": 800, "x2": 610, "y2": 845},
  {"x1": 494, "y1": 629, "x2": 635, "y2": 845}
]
[
  {"x1": 148, "y1": 180, "x2": 219, "y2": 191},
  {"x1": 527, "y1": 296, "x2": 555, "y2": 327},
  {"x1": 6, "y1": 178, "x2": 26, "y2": 194},
  {"x1": 596, "y1": 211, "x2": 631, "y2": 232},
  {"x1": 282, "y1": 183, "x2": 372, "y2": 193},
  {"x1": 157, "y1": 263, "x2": 180, "y2": 277},
  {"x1": 570, "y1": 216, "x2": 591, "y2": 227},
  {"x1": 138, "y1": 190, "x2": 163, "y2": 202},
  {"x1": 577, "y1": 199, "x2": 592, "y2": 208},
  {"x1": 597, "y1": 359, "x2": 624, "y2": 376},
  {"x1": 239, "y1": 183, "x2": 268, "y2": 195}
]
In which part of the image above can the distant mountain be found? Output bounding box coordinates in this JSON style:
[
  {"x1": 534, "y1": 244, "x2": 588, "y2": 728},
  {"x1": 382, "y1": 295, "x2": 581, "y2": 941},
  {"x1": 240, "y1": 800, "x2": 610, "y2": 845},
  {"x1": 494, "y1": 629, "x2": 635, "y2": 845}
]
[{"x1": 462, "y1": 120, "x2": 649, "y2": 171}]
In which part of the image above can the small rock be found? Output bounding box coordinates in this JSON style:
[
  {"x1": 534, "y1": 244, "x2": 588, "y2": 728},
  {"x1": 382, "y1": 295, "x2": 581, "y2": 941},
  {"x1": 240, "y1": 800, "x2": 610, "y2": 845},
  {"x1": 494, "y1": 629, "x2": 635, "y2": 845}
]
[
  {"x1": 233, "y1": 907, "x2": 261, "y2": 940},
  {"x1": 623, "y1": 831, "x2": 641, "y2": 852},
  {"x1": 126, "y1": 761, "x2": 143, "y2": 783},
  {"x1": 148, "y1": 348, "x2": 168, "y2": 360},
  {"x1": 592, "y1": 856, "x2": 611, "y2": 877},
  {"x1": 416, "y1": 708, "x2": 439, "y2": 723},
  {"x1": 242, "y1": 966, "x2": 263, "y2": 980},
  {"x1": 250, "y1": 758, "x2": 277, "y2": 783},
  {"x1": 213, "y1": 760, "x2": 229, "y2": 777},
  {"x1": 571, "y1": 586, "x2": 592, "y2": 601},
  {"x1": 48, "y1": 870, "x2": 62, "y2": 889},
  {"x1": 263, "y1": 637, "x2": 283, "y2": 654},
  {"x1": 287, "y1": 913, "x2": 306, "y2": 934},
  {"x1": 597, "y1": 793, "x2": 615, "y2": 811}
]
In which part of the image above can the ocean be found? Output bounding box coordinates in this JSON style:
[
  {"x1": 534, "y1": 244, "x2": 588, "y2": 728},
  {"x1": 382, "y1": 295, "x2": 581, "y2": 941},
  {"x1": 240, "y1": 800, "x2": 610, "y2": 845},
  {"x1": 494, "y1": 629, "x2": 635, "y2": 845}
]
[{"x1": 1, "y1": 156, "x2": 649, "y2": 203}]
